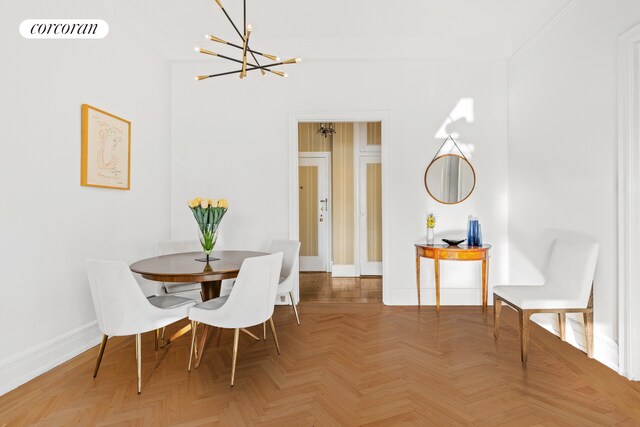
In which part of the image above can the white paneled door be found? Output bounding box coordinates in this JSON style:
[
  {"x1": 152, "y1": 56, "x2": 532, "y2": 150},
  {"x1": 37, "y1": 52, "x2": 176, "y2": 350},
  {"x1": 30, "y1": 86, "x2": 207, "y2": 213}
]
[
  {"x1": 359, "y1": 155, "x2": 382, "y2": 276},
  {"x1": 299, "y1": 153, "x2": 331, "y2": 272}
]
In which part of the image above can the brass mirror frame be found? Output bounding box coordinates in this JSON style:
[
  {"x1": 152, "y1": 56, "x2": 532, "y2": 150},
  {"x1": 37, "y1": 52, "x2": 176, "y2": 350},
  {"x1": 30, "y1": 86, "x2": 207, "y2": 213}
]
[{"x1": 424, "y1": 153, "x2": 476, "y2": 205}]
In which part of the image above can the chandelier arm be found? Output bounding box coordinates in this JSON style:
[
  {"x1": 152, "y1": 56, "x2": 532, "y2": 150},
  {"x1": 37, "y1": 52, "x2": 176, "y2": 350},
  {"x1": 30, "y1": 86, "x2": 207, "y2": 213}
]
[
  {"x1": 240, "y1": 25, "x2": 251, "y2": 78},
  {"x1": 207, "y1": 35, "x2": 279, "y2": 62},
  {"x1": 215, "y1": 0, "x2": 266, "y2": 76},
  {"x1": 197, "y1": 63, "x2": 287, "y2": 80},
  {"x1": 198, "y1": 49, "x2": 285, "y2": 74}
]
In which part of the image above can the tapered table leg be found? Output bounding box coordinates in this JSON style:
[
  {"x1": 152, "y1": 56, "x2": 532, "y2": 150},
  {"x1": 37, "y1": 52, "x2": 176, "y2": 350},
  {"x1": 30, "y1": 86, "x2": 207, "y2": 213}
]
[
  {"x1": 482, "y1": 259, "x2": 488, "y2": 313},
  {"x1": 435, "y1": 257, "x2": 440, "y2": 315},
  {"x1": 416, "y1": 254, "x2": 421, "y2": 308}
]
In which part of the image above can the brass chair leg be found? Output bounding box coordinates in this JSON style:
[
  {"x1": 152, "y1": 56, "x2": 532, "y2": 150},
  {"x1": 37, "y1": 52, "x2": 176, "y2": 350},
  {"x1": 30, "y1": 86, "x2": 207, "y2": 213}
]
[
  {"x1": 155, "y1": 329, "x2": 160, "y2": 351},
  {"x1": 268, "y1": 317, "x2": 281, "y2": 355},
  {"x1": 263, "y1": 322, "x2": 267, "y2": 340},
  {"x1": 558, "y1": 313, "x2": 566, "y2": 341},
  {"x1": 93, "y1": 334, "x2": 108, "y2": 378},
  {"x1": 289, "y1": 291, "x2": 301, "y2": 326},
  {"x1": 188, "y1": 321, "x2": 198, "y2": 372},
  {"x1": 231, "y1": 328, "x2": 240, "y2": 387},
  {"x1": 161, "y1": 326, "x2": 166, "y2": 340},
  {"x1": 584, "y1": 311, "x2": 594, "y2": 358},
  {"x1": 493, "y1": 295, "x2": 502, "y2": 339},
  {"x1": 519, "y1": 310, "x2": 531, "y2": 364},
  {"x1": 136, "y1": 333, "x2": 142, "y2": 394}
]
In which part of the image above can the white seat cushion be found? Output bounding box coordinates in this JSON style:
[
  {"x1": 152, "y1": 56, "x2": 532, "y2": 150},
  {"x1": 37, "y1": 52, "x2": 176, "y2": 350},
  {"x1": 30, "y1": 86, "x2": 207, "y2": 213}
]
[
  {"x1": 164, "y1": 282, "x2": 201, "y2": 294},
  {"x1": 192, "y1": 296, "x2": 229, "y2": 311},
  {"x1": 147, "y1": 295, "x2": 196, "y2": 309},
  {"x1": 493, "y1": 284, "x2": 585, "y2": 310}
]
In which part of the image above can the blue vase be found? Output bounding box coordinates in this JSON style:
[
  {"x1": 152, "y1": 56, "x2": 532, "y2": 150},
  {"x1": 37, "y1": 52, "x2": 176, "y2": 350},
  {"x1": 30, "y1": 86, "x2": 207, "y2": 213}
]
[
  {"x1": 477, "y1": 223, "x2": 483, "y2": 246},
  {"x1": 468, "y1": 218, "x2": 479, "y2": 246}
]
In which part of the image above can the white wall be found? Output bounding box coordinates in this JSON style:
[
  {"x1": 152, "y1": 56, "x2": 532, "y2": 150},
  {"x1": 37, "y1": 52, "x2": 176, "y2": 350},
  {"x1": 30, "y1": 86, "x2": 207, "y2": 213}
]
[
  {"x1": 508, "y1": 0, "x2": 640, "y2": 370},
  {"x1": 0, "y1": 0, "x2": 171, "y2": 394},
  {"x1": 171, "y1": 59, "x2": 508, "y2": 306}
]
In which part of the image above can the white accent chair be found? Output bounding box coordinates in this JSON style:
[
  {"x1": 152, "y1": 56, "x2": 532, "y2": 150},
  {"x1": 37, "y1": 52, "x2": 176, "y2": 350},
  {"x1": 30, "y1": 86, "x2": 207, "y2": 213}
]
[
  {"x1": 271, "y1": 239, "x2": 302, "y2": 326},
  {"x1": 493, "y1": 239, "x2": 599, "y2": 363},
  {"x1": 188, "y1": 252, "x2": 283, "y2": 386},
  {"x1": 86, "y1": 259, "x2": 196, "y2": 393}
]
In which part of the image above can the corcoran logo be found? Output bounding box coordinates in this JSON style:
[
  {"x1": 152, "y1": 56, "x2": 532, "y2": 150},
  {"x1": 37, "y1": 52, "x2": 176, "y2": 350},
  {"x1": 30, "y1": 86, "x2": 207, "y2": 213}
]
[{"x1": 19, "y1": 19, "x2": 109, "y2": 39}]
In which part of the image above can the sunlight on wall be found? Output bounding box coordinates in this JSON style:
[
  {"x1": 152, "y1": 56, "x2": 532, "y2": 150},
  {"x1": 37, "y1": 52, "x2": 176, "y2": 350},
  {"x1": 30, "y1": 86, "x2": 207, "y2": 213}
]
[{"x1": 435, "y1": 97, "x2": 476, "y2": 157}]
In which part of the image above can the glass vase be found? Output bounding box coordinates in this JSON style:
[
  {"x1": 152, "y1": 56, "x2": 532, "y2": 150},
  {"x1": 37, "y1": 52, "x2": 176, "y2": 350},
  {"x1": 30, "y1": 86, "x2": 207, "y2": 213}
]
[
  {"x1": 426, "y1": 227, "x2": 435, "y2": 245},
  {"x1": 197, "y1": 223, "x2": 218, "y2": 262}
]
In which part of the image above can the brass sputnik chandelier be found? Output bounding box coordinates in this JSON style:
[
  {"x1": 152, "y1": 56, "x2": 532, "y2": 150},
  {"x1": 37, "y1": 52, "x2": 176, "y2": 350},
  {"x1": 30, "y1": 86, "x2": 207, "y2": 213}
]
[{"x1": 194, "y1": 0, "x2": 301, "y2": 80}]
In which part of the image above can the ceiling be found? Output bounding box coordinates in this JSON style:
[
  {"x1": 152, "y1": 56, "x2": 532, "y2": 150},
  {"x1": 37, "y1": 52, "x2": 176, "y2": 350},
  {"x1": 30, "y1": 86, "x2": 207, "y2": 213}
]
[{"x1": 121, "y1": 0, "x2": 570, "y2": 59}]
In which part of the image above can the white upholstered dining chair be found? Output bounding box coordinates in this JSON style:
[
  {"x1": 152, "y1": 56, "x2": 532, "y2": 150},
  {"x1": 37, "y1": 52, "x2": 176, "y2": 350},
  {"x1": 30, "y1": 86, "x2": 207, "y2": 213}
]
[
  {"x1": 188, "y1": 252, "x2": 283, "y2": 386},
  {"x1": 87, "y1": 259, "x2": 196, "y2": 393},
  {"x1": 492, "y1": 238, "x2": 599, "y2": 363},
  {"x1": 270, "y1": 239, "x2": 302, "y2": 325}
]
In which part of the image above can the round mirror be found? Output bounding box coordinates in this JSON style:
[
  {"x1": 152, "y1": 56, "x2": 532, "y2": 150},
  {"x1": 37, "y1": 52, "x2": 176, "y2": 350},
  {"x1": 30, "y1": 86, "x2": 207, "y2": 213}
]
[{"x1": 424, "y1": 154, "x2": 476, "y2": 204}]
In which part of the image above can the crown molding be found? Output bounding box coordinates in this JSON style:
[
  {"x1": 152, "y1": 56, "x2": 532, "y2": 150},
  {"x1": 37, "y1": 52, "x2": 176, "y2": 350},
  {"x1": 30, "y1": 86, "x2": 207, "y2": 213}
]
[
  {"x1": 112, "y1": 0, "x2": 580, "y2": 62},
  {"x1": 510, "y1": 0, "x2": 581, "y2": 61}
]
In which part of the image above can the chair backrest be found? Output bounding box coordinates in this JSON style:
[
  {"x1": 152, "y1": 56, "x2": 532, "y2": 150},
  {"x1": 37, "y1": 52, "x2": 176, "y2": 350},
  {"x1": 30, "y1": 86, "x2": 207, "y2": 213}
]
[
  {"x1": 269, "y1": 239, "x2": 301, "y2": 280},
  {"x1": 86, "y1": 259, "x2": 159, "y2": 336},
  {"x1": 544, "y1": 238, "x2": 599, "y2": 307},
  {"x1": 213, "y1": 252, "x2": 283, "y2": 328}
]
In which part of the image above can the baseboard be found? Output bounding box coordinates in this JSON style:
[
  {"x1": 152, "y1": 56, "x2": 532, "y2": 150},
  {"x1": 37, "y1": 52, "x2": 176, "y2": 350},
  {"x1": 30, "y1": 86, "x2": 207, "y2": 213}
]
[
  {"x1": 531, "y1": 313, "x2": 619, "y2": 372},
  {"x1": 331, "y1": 264, "x2": 357, "y2": 277},
  {"x1": 388, "y1": 287, "x2": 484, "y2": 306},
  {"x1": 0, "y1": 321, "x2": 103, "y2": 396}
]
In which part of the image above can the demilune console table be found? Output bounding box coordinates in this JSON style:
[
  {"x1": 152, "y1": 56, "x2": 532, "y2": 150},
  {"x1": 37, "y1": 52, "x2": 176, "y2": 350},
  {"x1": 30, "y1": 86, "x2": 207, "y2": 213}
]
[{"x1": 415, "y1": 243, "x2": 491, "y2": 314}]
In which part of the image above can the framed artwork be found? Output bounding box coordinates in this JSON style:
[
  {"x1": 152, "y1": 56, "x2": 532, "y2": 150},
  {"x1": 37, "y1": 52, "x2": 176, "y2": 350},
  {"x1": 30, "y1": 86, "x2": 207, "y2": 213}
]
[{"x1": 81, "y1": 104, "x2": 131, "y2": 190}]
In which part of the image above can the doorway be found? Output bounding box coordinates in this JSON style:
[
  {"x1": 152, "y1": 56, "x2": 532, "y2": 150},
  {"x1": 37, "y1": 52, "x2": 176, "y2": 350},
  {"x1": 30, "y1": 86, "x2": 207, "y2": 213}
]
[{"x1": 295, "y1": 121, "x2": 383, "y2": 303}]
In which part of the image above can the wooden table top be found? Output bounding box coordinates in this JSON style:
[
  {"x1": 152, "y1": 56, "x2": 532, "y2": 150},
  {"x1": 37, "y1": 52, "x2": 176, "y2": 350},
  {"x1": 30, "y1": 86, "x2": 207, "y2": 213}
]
[
  {"x1": 130, "y1": 250, "x2": 266, "y2": 282},
  {"x1": 415, "y1": 243, "x2": 491, "y2": 251}
]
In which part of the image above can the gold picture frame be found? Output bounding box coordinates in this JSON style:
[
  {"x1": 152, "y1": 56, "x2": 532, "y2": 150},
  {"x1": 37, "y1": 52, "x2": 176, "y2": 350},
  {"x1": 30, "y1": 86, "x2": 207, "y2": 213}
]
[{"x1": 81, "y1": 104, "x2": 131, "y2": 190}]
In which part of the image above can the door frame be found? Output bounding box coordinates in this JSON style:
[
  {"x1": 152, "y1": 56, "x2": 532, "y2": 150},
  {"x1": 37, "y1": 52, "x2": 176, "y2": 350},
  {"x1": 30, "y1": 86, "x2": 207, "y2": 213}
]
[
  {"x1": 617, "y1": 23, "x2": 640, "y2": 380},
  {"x1": 298, "y1": 152, "x2": 332, "y2": 272},
  {"x1": 288, "y1": 111, "x2": 391, "y2": 304}
]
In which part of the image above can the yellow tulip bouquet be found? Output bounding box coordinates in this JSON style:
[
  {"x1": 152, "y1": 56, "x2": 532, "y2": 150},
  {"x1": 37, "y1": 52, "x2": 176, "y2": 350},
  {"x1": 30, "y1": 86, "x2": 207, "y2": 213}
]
[
  {"x1": 426, "y1": 213, "x2": 436, "y2": 229},
  {"x1": 188, "y1": 197, "x2": 229, "y2": 261}
]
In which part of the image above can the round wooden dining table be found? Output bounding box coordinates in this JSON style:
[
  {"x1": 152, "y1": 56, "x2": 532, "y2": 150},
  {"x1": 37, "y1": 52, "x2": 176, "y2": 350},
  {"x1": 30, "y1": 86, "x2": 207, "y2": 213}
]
[
  {"x1": 130, "y1": 250, "x2": 267, "y2": 367},
  {"x1": 130, "y1": 250, "x2": 266, "y2": 300}
]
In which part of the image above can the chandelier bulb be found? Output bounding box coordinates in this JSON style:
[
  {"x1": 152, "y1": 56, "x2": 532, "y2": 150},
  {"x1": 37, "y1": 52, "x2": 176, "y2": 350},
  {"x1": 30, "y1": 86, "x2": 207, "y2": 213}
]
[{"x1": 194, "y1": 46, "x2": 201, "y2": 52}]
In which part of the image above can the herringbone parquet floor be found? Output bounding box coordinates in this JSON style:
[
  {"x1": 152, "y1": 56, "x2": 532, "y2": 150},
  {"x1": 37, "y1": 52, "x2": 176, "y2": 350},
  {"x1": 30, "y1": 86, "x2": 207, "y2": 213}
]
[
  {"x1": 299, "y1": 272, "x2": 382, "y2": 303},
  {"x1": 1, "y1": 304, "x2": 639, "y2": 426}
]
